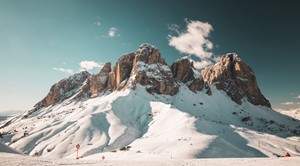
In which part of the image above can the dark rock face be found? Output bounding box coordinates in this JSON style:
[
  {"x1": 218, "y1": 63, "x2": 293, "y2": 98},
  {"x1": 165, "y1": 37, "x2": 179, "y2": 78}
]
[
  {"x1": 201, "y1": 53, "x2": 271, "y2": 107},
  {"x1": 171, "y1": 58, "x2": 204, "y2": 92},
  {"x1": 89, "y1": 62, "x2": 111, "y2": 97},
  {"x1": 108, "y1": 53, "x2": 135, "y2": 91},
  {"x1": 35, "y1": 71, "x2": 90, "y2": 108},
  {"x1": 129, "y1": 44, "x2": 179, "y2": 95}
]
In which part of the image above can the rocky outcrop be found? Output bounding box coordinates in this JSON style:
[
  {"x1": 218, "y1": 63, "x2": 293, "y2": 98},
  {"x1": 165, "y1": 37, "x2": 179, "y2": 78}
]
[
  {"x1": 201, "y1": 53, "x2": 271, "y2": 107},
  {"x1": 108, "y1": 53, "x2": 135, "y2": 91},
  {"x1": 134, "y1": 43, "x2": 167, "y2": 65},
  {"x1": 34, "y1": 71, "x2": 90, "y2": 109},
  {"x1": 89, "y1": 62, "x2": 111, "y2": 97},
  {"x1": 129, "y1": 44, "x2": 179, "y2": 95},
  {"x1": 171, "y1": 57, "x2": 204, "y2": 92}
]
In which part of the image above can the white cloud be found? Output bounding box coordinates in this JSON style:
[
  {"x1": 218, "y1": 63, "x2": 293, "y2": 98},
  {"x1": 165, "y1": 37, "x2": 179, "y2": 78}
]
[
  {"x1": 168, "y1": 20, "x2": 213, "y2": 59},
  {"x1": 273, "y1": 107, "x2": 300, "y2": 112},
  {"x1": 108, "y1": 27, "x2": 118, "y2": 38},
  {"x1": 192, "y1": 59, "x2": 213, "y2": 69},
  {"x1": 213, "y1": 56, "x2": 222, "y2": 63},
  {"x1": 168, "y1": 20, "x2": 214, "y2": 69},
  {"x1": 54, "y1": 61, "x2": 104, "y2": 75},
  {"x1": 53, "y1": 67, "x2": 74, "y2": 75},
  {"x1": 79, "y1": 61, "x2": 103, "y2": 71},
  {"x1": 296, "y1": 95, "x2": 300, "y2": 99},
  {"x1": 281, "y1": 101, "x2": 300, "y2": 105}
]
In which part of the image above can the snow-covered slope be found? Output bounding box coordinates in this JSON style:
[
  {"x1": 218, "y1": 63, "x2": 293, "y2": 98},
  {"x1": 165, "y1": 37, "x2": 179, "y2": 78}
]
[
  {"x1": 0, "y1": 141, "x2": 21, "y2": 154},
  {"x1": 0, "y1": 85, "x2": 299, "y2": 159}
]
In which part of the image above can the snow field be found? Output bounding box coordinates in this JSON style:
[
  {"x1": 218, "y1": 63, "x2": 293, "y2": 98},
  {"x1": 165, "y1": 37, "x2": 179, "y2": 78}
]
[{"x1": 0, "y1": 84, "x2": 299, "y2": 160}]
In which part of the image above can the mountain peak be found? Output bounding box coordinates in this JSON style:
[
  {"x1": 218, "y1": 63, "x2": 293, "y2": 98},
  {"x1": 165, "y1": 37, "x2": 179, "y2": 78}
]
[
  {"x1": 201, "y1": 53, "x2": 271, "y2": 107},
  {"x1": 137, "y1": 43, "x2": 156, "y2": 53},
  {"x1": 222, "y1": 52, "x2": 241, "y2": 64},
  {"x1": 135, "y1": 43, "x2": 167, "y2": 65}
]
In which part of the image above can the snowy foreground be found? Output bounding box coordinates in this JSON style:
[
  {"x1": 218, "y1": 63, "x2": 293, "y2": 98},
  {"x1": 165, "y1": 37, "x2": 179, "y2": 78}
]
[{"x1": 0, "y1": 153, "x2": 300, "y2": 166}]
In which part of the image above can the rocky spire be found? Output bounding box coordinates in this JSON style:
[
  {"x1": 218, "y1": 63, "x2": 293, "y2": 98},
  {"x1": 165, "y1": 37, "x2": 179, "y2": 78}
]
[
  {"x1": 108, "y1": 53, "x2": 136, "y2": 91},
  {"x1": 171, "y1": 57, "x2": 204, "y2": 92},
  {"x1": 89, "y1": 62, "x2": 111, "y2": 97},
  {"x1": 201, "y1": 53, "x2": 271, "y2": 107}
]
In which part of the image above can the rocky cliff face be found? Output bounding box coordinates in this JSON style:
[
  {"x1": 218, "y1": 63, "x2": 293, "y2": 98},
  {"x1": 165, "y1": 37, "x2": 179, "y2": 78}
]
[
  {"x1": 201, "y1": 53, "x2": 271, "y2": 107},
  {"x1": 34, "y1": 71, "x2": 90, "y2": 109},
  {"x1": 30, "y1": 45, "x2": 271, "y2": 112},
  {"x1": 108, "y1": 53, "x2": 135, "y2": 91},
  {"x1": 89, "y1": 62, "x2": 111, "y2": 97},
  {"x1": 171, "y1": 57, "x2": 204, "y2": 92}
]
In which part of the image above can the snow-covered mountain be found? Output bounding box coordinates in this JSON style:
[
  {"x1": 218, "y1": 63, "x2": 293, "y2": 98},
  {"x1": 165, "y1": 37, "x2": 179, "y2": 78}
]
[{"x1": 1, "y1": 44, "x2": 300, "y2": 159}]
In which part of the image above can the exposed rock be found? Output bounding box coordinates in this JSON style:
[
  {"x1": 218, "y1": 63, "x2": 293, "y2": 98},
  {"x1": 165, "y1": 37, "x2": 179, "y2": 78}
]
[
  {"x1": 201, "y1": 53, "x2": 271, "y2": 107},
  {"x1": 129, "y1": 44, "x2": 179, "y2": 95},
  {"x1": 34, "y1": 71, "x2": 90, "y2": 109},
  {"x1": 89, "y1": 62, "x2": 111, "y2": 97},
  {"x1": 108, "y1": 53, "x2": 135, "y2": 91},
  {"x1": 134, "y1": 43, "x2": 167, "y2": 65},
  {"x1": 171, "y1": 57, "x2": 204, "y2": 92}
]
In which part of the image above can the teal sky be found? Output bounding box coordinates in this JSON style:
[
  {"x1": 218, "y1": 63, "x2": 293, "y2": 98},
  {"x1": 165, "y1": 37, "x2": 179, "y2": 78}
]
[{"x1": 0, "y1": 0, "x2": 299, "y2": 111}]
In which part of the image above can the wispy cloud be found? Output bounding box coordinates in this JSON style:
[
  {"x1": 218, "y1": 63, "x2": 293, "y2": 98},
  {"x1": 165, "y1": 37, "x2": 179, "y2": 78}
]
[
  {"x1": 274, "y1": 107, "x2": 300, "y2": 112},
  {"x1": 95, "y1": 21, "x2": 101, "y2": 27},
  {"x1": 53, "y1": 67, "x2": 74, "y2": 75},
  {"x1": 281, "y1": 101, "x2": 300, "y2": 105},
  {"x1": 79, "y1": 61, "x2": 103, "y2": 71},
  {"x1": 168, "y1": 24, "x2": 181, "y2": 34},
  {"x1": 296, "y1": 95, "x2": 300, "y2": 99},
  {"x1": 168, "y1": 19, "x2": 214, "y2": 69},
  {"x1": 53, "y1": 61, "x2": 104, "y2": 75},
  {"x1": 95, "y1": 16, "x2": 101, "y2": 27},
  {"x1": 192, "y1": 60, "x2": 213, "y2": 69},
  {"x1": 108, "y1": 27, "x2": 118, "y2": 38}
]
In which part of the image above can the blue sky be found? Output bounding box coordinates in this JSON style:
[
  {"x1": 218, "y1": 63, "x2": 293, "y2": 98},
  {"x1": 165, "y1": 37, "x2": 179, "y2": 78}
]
[{"x1": 0, "y1": 0, "x2": 299, "y2": 111}]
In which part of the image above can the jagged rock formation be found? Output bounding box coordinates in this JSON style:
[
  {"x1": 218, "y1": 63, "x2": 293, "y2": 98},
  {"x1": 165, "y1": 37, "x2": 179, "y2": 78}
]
[
  {"x1": 129, "y1": 44, "x2": 179, "y2": 95},
  {"x1": 201, "y1": 53, "x2": 271, "y2": 107},
  {"x1": 34, "y1": 71, "x2": 90, "y2": 109},
  {"x1": 89, "y1": 62, "x2": 111, "y2": 97},
  {"x1": 171, "y1": 57, "x2": 204, "y2": 92},
  {"x1": 108, "y1": 53, "x2": 135, "y2": 91},
  {"x1": 30, "y1": 45, "x2": 271, "y2": 112}
]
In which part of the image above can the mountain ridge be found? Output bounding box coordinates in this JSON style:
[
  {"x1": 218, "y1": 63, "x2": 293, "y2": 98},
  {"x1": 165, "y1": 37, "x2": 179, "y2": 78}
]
[
  {"x1": 30, "y1": 43, "x2": 270, "y2": 114},
  {"x1": 0, "y1": 44, "x2": 299, "y2": 159}
]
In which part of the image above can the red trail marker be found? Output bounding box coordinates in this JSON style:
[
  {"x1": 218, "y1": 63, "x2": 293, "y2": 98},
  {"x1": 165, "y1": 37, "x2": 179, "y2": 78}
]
[{"x1": 76, "y1": 144, "x2": 80, "y2": 159}]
